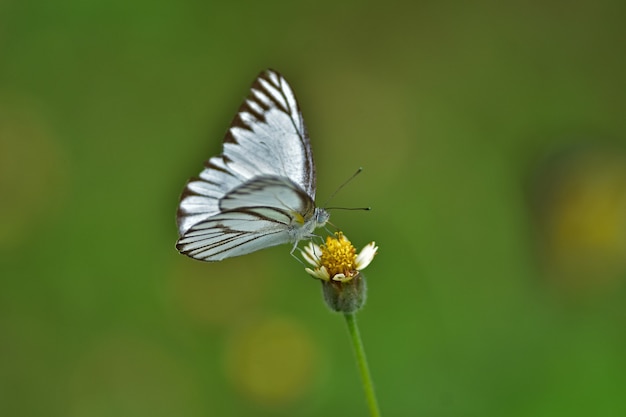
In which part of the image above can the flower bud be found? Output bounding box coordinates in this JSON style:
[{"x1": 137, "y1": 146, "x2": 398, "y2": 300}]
[{"x1": 321, "y1": 272, "x2": 367, "y2": 313}]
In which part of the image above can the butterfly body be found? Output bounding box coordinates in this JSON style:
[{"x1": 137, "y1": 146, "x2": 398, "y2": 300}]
[{"x1": 176, "y1": 70, "x2": 328, "y2": 262}]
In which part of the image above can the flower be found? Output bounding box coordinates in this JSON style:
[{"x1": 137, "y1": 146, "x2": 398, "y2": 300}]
[
  {"x1": 301, "y1": 232, "x2": 378, "y2": 313},
  {"x1": 302, "y1": 232, "x2": 377, "y2": 282}
]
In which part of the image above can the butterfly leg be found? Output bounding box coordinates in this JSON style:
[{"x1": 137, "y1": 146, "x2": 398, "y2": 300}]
[
  {"x1": 289, "y1": 242, "x2": 305, "y2": 265},
  {"x1": 310, "y1": 233, "x2": 325, "y2": 245}
]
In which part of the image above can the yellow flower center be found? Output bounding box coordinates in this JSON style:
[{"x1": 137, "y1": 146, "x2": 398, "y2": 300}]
[{"x1": 319, "y1": 232, "x2": 357, "y2": 278}]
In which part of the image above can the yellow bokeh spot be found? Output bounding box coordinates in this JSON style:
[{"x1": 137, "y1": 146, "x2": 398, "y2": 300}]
[
  {"x1": 0, "y1": 97, "x2": 68, "y2": 249},
  {"x1": 550, "y1": 168, "x2": 626, "y2": 257},
  {"x1": 536, "y1": 147, "x2": 626, "y2": 295},
  {"x1": 223, "y1": 316, "x2": 317, "y2": 408}
]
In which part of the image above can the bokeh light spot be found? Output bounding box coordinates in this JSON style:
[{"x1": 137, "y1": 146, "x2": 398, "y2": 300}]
[
  {"x1": 223, "y1": 316, "x2": 317, "y2": 408},
  {"x1": 0, "y1": 96, "x2": 69, "y2": 250},
  {"x1": 530, "y1": 144, "x2": 626, "y2": 296}
]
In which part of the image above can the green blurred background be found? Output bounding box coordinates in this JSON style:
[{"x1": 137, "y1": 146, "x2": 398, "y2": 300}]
[{"x1": 2, "y1": 1, "x2": 626, "y2": 416}]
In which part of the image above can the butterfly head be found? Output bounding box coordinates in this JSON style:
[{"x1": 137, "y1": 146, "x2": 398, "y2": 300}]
[{"x1": 314, "y1": 207, "x2": 330, "y2": 228}]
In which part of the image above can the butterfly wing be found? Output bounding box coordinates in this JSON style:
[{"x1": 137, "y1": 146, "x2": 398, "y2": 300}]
[
  {"x1": 177, "y1": 176, "x2": 315, "y2": 261},
  {"x1": 219, "y1": 175, "x2": 315, "y2": 215},
  {"x1": 176, "y1": 212, "x2": 293, "y2": 261},
  {"x1": 177, "y1": 69, "x2": 317, "y2": 237}
]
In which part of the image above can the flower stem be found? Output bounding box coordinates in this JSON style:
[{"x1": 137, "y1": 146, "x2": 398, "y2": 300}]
[{"x1": 344, "y1": 312, "x2": 381, "y2": 417}]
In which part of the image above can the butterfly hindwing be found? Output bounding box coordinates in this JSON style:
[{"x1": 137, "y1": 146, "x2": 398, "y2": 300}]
[
  {"x1": 177, "y1": 176, "x2": 315, "y2": 262},
  {"x1": 220, "y1": 175, "x2": 314, "y2": 215},
  {"x1": 176, "y1": 211, "x2": 293, "y2": 261}
]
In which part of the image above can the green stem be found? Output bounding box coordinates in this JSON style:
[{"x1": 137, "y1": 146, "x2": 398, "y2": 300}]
[{"x1": 344, "y1": 312, "x2": 381, "y2": 417}]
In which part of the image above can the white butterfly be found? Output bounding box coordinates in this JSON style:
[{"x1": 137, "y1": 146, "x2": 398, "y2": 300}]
[{"x1": 176, "y1": 69, "x2": 330, "y2": 261}]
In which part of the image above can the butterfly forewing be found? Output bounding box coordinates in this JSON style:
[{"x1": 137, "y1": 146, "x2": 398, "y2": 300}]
[
  {"x1": 176, "y1": 69, "x2": 328, "y2": 262},
  {"x1": 177, "y1": 69, "x2": 316, "y2": 238}
]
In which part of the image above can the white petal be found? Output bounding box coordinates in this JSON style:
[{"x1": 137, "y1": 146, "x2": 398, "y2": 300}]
[
  {"x1": 302, "y1": 242, "x2": 321, "y2": 266},
  {"x1": 305, "y1": 266, "x2": 330, "y2": 281},
  {"x1": 301, "y1": 250, "x2": 317, "y2": 267},
  {"x1": 307, "y1": 241, "x2": 321, "y2": 256},
  {"x1": 331, "y1": 273, "x2": 350, "y2": 282},
  {"x1": 355, "y1": 242, "x2": 378, "y2": 270}
]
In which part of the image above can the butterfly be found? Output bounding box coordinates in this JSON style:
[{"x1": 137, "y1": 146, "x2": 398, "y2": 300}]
[{"x1": 176, "y1": 69, "x2": 330, "y2": 261}]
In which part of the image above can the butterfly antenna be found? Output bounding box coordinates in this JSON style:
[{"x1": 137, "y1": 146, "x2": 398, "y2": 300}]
[
  {"x1": 322, "y1": 167, "x2": 364, "y2": 208},
  {"x1": 325, "y1": 206, "x2": 372, "y2": 211}
]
